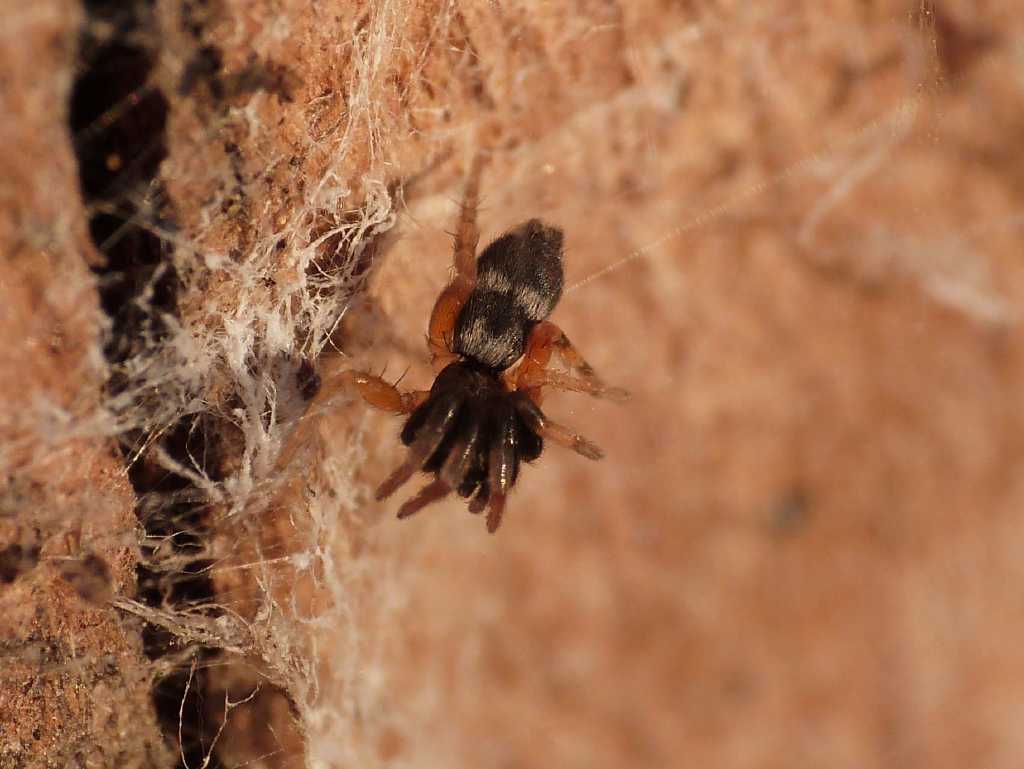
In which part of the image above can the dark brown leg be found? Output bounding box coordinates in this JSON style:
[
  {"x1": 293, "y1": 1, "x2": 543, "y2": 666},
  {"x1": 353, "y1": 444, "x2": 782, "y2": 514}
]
[
  {"x1": 376, "y1": 397, "x2": 461, "y2": 499},
  {"x1": 468, "y1": 490, "x2": 488, "y2": 515},
  {"x1": 485, "y1": 492, "x2": 507, "y2": 533},
  {"x1": 396, "y1": 478, "x2": 452, "y2": 519},
  {"x1": 479, "y1": 411, "x2": 518, "y2": 531}
]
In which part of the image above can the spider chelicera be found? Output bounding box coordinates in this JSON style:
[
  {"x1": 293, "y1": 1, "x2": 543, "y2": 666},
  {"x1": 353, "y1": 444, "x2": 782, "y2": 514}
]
[{"x1": 340, "y1": 156, "x2": 627, "y2": 532}]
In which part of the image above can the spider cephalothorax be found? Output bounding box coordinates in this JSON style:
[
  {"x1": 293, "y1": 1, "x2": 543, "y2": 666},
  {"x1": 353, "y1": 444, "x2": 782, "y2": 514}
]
[{"x1": 340, "y1": 156, "x2": 626, "y2": 532}]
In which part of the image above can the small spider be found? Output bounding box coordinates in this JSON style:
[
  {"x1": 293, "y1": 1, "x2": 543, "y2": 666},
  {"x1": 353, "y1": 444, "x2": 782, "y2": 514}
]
[{"x1": 341, "y1": 157, "x2": 627, "y2": 532}]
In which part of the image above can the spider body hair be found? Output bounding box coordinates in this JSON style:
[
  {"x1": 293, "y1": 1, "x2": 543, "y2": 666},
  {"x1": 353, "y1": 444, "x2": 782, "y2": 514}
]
[
  {"x1": 396, "y1": 359, "x2": 544, "y2": 524},
  {"x1": 343, "y1": 160, "x2": 625, "y2": 533},
  {"x1": 453, "y1": 219, "x2": 564, "y2": 370},
  {"x1": 380, "y1": 221, "x2": 562, "y2": 531}
]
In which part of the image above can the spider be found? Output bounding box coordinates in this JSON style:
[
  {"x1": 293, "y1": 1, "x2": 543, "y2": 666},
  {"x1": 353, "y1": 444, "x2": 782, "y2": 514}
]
[{"x1": 340, "y1": 156, "x2": 627, "y2": 532}]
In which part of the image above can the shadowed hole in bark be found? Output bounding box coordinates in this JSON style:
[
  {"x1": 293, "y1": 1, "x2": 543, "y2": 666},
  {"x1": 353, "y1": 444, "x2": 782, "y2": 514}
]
[{"x1": 69, "y1": 1, "x2": 224, "y2": 766}]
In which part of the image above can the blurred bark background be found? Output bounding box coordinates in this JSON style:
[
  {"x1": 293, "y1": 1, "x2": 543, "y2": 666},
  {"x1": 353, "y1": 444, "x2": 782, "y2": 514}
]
[{"x1": 2, "y1": 1, "x2": 1023, "y2": 768}]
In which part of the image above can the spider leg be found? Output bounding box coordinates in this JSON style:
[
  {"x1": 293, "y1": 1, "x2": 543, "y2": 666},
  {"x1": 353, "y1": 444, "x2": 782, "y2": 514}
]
[
  {"x1": 514, "y1": 395, "x2": 604, "y2": 461},
  {"x1": 522, "y1": 369, "x2": 630, "y2": 403},
  {"x1": 453, "y1": 153, "x2": 486, "y2": 284},
  {"x1": 489, "y1": 408, "x2": 519, "y2": 495},
  {"x1": 376, "y1": 396, "x2": 461, "y2": 500},
  {"x1": 482, "y1": 409, "x2": 518, "y2": 532},
  {"x1": 534, "y1": 418, "x2": 604, "y2": 461},
  {"x1": 396, "y1": 478, "x2": 452, "y2": 519},
  {"x1": 335, "y1": 370, "x2": 429, "y2": 414},
  {"x1": 468, "y1": 489, "x2": 488, "y2": 515},
  {"x1": 486, "y1": 493, "x2": 507, "y2": 534},
  {"x1": 550, "y1": 329, "x2": 631, "y2": 401},
  {"x1": 427, "y1": 154, "x2": 488, "y2": 366},
  {"x1": 427, "y1": 285, "x2": 473, "y2": 367},
  {"x1": 515, "y1": 321, "x2": 629, "y2": 404},
  {"x1": 438, "y1": 413, "x2": 482, "y2": 491}
]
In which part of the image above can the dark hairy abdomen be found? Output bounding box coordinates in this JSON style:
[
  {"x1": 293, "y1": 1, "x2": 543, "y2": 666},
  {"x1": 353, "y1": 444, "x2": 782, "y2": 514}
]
[{"x1": 454, "y1": 219, "x2": 564, "y2": 371}]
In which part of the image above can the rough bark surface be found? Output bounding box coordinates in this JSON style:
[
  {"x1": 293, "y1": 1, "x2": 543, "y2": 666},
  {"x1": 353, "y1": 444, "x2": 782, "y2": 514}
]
[
  {"x1": 0, "y1": 3, "x2": 173, "y2": 767},
  {"x1": 2, "y1": 1, "x2": 1023, "y2": 768}
]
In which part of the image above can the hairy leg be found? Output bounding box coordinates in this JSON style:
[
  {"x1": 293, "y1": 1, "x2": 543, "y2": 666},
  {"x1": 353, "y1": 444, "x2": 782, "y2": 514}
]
[
  {"x1": 514, "y1": 394, "x2": 604, "y2": 461},
  {"x1": 515, "y1": 321, "x2": 630, "y2": 403},
  {"x1": 468, "y1": 489, "x2": 488, "y2": 515},
  {"x1": 275, "y1": 366, "x2": 426, "y2": 478},
  {"x1": 452, "y1": 153, "x2": 486, "y2": 284},
  {"x1": 474, "y1": 409, "x2": 519, "y2": 531},
  {"x1": 485, "y1": 493, "x2": 507, "y2": 534},
  {"x1": 427, "y1": 285, "x2": 472, "y2": 366},
  {"x1": 524, "y1": 369, "x2": 630, "y2": 402},
  {"x1": 376, "y1": 396, "x2": 461, "y2": 500},
  {"x1": 396, "y1": 478, "x2": 452, "y2": 519},
  {"x1": 335, "y1": 370, "x2": 429, "y2": 414},
  {"x1": 534, "y1": 418, "x2": 604, "y2": 461},
  {"x1": 427, "y1": 153, "x2": 488, "y2": 364}
]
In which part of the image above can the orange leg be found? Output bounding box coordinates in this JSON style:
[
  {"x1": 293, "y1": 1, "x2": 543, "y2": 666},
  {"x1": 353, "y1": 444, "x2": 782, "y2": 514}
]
[
  {"x1": 336, "y1": 370, "x2": 429, "y2": 414},
  {"x1": 274, "y1": 365, "x2": 426, "y2": 478},
  {"x1": 427, "y1": 284, "x2": 472, "y2": 366},
  {"x1": 537, "y1": 419, "x2": 604, "y2": 461},
  {"x1": 514, "y1": 391, "x2": 605, "y2": 462},
  {"x1": 452, "y1": 153, "x2": 486, "y2": 285},
  {"x1": 515, "y1": 321, "x2": 630, "y2": 404},
  {"x1": 427, "y1": 154, "x2": 488, "y2": 366}
]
